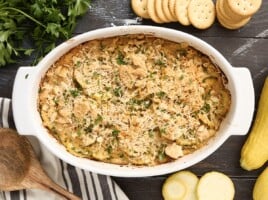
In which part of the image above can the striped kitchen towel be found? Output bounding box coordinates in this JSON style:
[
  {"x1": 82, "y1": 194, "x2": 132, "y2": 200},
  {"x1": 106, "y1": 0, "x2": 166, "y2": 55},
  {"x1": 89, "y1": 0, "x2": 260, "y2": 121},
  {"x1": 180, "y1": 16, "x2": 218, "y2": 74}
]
[{"x1": 0, "y1": 98, "x2": 129, "y2": 200}]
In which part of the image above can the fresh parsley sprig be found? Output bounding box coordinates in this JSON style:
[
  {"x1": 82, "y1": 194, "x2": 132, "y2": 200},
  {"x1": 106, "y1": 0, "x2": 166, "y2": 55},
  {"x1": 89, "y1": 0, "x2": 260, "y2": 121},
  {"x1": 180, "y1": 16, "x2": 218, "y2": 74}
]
[{"x1": 0, "y1": 0, "x2": 91, "y2": 67}]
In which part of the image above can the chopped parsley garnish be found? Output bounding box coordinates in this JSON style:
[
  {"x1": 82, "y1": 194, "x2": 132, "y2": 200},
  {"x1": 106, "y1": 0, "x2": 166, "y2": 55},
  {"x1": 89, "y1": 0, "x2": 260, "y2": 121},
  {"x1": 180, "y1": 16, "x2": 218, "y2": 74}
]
[
  {"x1": 92, "y1": 72, "x2": 101, "y2": 79},
  {"x1": 75, "y1": 61, "x2": 81, "y2": 67},
  {"x1": 155, "y1": 59, "x2": 165, "y2": 67},
  {"x1": 106, "y1": 145, "x2": 113, "y2": 154},
  {"x1": 94, "y1": 114, "x2": 103, "y2": 124},
  {"x1": 84, "y1": 124, "x2": 94, "y2": 133},
  {"x1": 53, "y1": 97, "x2": 59, "y2": 105},
  {"x1": 148, "y1": 130, "x2": 154, "y2": 138},
  {"x1": 69, "y1": 89, "x2": 80, "y2": 97},
  {"x1": 77, "y1": 128, "x2": 83, "y2": 136},
  {"x1": 128, "y1": 97, "x2": 153, "y2": 110},
  {"x1": 158, "y1": 151, "x2": 166, "y2": 161},
  {"x1": 159, "y1": 128, "x2": 166, "y2": 135},
  {"x1": 201, "y1": 103, "x2": 211, "y2": 113},
  {"x1": 156, "y1": 91, "x2": 166, "y2": 98},
  {"x1": 158, "y1": 148, "x2": 166, "y2": 161},
  {"x1": 112, "y1": 129, "x2": 120, "y2": 137},
  {"x1": 113, "y1": 87, "x2": 123, "y2": 97},
  {"x1": 116, "y1": 51, "x2": 127, "y2": 65},
  {"x1": 149, "y1": 71, "x2": 157, "y2": 78},
  {"x1": 130, "y1": 98, "x2": 141, "y2": 105}
]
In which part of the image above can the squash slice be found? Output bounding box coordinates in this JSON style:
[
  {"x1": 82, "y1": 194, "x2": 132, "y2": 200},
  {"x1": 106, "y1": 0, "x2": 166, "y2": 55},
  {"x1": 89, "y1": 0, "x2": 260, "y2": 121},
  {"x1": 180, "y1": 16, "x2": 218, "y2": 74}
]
[
  {"x1": 162, "y1": 171, "x2": 199, "y2": 200},
  {"x1": 197, "y1": 171, "x2": 235, "y2": 200},
  {"x1": 162, "y1": 178, "x2": 186, "y2": 200}
]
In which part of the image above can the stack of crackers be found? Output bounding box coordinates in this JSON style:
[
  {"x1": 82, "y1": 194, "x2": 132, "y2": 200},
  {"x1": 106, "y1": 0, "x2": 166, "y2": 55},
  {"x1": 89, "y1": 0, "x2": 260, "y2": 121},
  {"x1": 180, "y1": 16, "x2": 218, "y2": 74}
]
[
  {"x1": 131, "y1": 0, "x2": 262, "y2": 30},
  {"x1": 216, "y1": 0, "x2": 262, "y2": 30},
  {"x1": 131, "y1": 0, "x2": 216, "y2": 29}
]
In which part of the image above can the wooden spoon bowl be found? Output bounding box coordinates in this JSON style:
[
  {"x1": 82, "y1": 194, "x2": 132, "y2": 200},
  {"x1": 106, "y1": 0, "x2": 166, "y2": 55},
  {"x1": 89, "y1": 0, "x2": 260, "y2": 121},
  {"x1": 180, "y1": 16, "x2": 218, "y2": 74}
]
[{"x1": 0, "y1": 128, "x2": 80, "y2": 200}]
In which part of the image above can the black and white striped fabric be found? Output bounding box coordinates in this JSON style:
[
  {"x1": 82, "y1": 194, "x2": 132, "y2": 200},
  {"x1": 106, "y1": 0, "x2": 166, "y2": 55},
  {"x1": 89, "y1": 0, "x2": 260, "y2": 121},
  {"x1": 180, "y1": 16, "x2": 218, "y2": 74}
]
[{"x1": 0, "y1": 98, "x2": 129, "y2": 200}]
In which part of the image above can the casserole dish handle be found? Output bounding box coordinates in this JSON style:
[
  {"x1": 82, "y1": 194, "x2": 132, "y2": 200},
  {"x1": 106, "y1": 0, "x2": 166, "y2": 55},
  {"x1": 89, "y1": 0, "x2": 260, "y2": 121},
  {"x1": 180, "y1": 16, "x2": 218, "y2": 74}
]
[
  {"x1": 12, "y1": 67, "x2": 39, "y2": 136},
  {"x1": 229, "y1": 67, "x2": 255, "y2": 135}
]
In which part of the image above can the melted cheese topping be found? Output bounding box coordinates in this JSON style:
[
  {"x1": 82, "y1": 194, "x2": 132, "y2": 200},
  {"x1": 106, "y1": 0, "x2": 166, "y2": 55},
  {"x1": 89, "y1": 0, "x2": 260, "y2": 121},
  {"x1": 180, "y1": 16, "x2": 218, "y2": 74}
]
[{"x1": 38, "y1": 34, "x2": 231, "y2": 166}]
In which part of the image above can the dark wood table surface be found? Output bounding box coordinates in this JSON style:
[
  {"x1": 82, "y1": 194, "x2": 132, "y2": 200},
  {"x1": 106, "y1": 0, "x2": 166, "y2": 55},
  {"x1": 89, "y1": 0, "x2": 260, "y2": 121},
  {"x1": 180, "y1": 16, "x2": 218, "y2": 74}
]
[{"x1": 1, "y1": 0, "x2": 268, "y2": 199}]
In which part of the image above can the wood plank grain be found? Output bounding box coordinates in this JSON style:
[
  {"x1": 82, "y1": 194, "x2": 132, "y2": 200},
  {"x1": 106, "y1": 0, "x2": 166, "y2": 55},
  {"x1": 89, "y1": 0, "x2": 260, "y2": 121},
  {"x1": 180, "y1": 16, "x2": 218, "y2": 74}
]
[{"x1": 0, "y1": 65, "x2": 20, "y2": 98}]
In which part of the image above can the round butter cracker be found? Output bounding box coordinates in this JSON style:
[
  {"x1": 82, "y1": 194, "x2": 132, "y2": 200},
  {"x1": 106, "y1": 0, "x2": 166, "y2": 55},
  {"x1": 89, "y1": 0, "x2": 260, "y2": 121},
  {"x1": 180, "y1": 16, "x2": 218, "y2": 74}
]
[
  {"x1": 217, "y1": 0, "x2": 251, "y2": 22},
  {"x1": 162, "y1": 0, "x2": 177, "y2": 22},
  {"x1": 222, "y1": 0, "x2": 251, "y2": 21},
  {"x1": 175, "y1": 0, "x2": 191, "y2": 26},
  {"x1": 227, "y1": 0, "x2": 262, "y2": 17},
  {"x1": 219, "y1": 0, "x2": 243, "y2": 21},
  {"x1": 188, "y1": 0, "x2": 216, "y2": 29},
  {"x1": 168, "y1": 0, "x2": 177, "y2": 20},
  {"x1": 147, "y1": 0, "x2": 164, "y2": 23},
  {"x1": 216, "y1": 0, "x2": 232, "y2": 22},
  {"x1": 155, "y1": 0, "x2": 170, "y2": 22},
  {"x1": 217, "y1": 4, "x2": 251, "y2": 30},
  {"x1": 131, "y1": 0, "x2": 150, "y2": 19}
]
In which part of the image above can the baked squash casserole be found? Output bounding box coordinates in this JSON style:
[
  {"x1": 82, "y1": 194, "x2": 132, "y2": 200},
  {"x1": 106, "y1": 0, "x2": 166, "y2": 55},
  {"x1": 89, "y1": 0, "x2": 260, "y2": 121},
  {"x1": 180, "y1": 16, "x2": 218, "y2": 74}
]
[{"x1": 38, "y1": 34, "x2": 231, "y2": 166}]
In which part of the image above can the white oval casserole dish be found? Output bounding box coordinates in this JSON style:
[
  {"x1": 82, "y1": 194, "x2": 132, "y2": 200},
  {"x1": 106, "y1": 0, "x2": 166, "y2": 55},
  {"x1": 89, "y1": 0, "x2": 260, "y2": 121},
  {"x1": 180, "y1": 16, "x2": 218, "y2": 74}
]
[{"x1": 12, "y1": 26, "x2": 254, "y2": 177}]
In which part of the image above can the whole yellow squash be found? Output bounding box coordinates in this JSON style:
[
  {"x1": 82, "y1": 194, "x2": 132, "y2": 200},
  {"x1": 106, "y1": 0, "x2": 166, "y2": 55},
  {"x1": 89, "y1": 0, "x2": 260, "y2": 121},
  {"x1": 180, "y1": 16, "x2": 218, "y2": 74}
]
[
  {"x1": 253, "y1": 167, "x2": 268, "y2": 200},
  {"x1": 240, "y1": 77, "x2": 268, "y2": 170}
]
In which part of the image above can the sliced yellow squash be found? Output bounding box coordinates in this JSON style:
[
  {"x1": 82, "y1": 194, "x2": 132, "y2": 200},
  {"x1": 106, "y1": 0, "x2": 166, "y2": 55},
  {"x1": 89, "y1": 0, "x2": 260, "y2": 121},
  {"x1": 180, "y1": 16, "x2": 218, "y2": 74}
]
[
  {"x1": 197, "y1": 171, "x2": 235, "y2": 200},
  {"x1": 162, "y1": 177, "x2": 186, "y2": 200},
  {"x1": 168, "y1": 171, "x2": 199, "y2": 200}
]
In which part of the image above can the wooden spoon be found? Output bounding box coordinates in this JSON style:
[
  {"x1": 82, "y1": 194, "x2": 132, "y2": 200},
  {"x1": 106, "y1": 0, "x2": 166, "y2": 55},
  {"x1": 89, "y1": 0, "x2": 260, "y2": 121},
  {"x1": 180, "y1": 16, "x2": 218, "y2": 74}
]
[{"x1": 0, "y1": 128, "x2": 81, "y2": 200}]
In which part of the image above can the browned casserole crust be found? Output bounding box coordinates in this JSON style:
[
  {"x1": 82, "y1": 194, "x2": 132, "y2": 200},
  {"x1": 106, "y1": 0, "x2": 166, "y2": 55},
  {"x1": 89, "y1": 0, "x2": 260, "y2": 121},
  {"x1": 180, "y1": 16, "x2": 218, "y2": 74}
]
[{"x1": 38, "y1": 34, "x2": 231, "y2": 166}]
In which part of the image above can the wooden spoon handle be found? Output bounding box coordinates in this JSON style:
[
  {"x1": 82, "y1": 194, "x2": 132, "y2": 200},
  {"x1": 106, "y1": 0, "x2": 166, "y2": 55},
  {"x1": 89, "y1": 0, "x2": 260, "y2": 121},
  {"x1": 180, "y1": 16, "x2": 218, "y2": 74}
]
[
  {"x1": 22, "y1": 146, "x2": 81, "y2": 200},
  {"x1": 42, "y1": 181, "x2": 81, "y2": 200},
  {"x1": 21, "y1": 177, "x2": 81, "y2": 200}
]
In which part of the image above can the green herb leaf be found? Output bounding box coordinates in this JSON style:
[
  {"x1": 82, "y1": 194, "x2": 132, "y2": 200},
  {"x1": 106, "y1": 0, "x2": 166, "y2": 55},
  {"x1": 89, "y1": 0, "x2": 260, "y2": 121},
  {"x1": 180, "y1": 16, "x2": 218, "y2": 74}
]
[
  {"x1": 116, "y1": 51, "x2": 127, "y2": 65},
  {"x1": 30, "y1": 3, "x2": 43, "y2": 18},
  {"x1": 24, "y1": 49, "x2": 35, "y2": 56},
  {"x1": 158, "y1": 148, "x2": 166, "y2": 161},
  {"x1": 84, "y1": 124, "x2": 94, "y2": 133},
  {"x1": 106, "y1": 145, "x2": 113, "y2": 154},
  {"x1": 201, "y1": 102, "x2": 211, "y2": 113},
  {"x1": 112, "y1": 129, "x2": 120, "y2": 137},
  {"x1": 69, "y1": 0, "x2": 91, "y2": 16},
  {"x1": 69, "y1": 88, "x2": 80, "y2": 97},
  {"x1": 113, "y1": 87, "x2": 123, "y2": 97},
  {"x1": 148, "y1": 130, "x2": 154, "y2": 138},
  {"x1": 155, "y1": 59, "x2": 165, "y2": 66},
  {"x1": 94, "y1": 114, "x2": 103, "y2": 124},
  {"x1": 156, "y1": 91, "x2": 166, "y2": 98}
]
